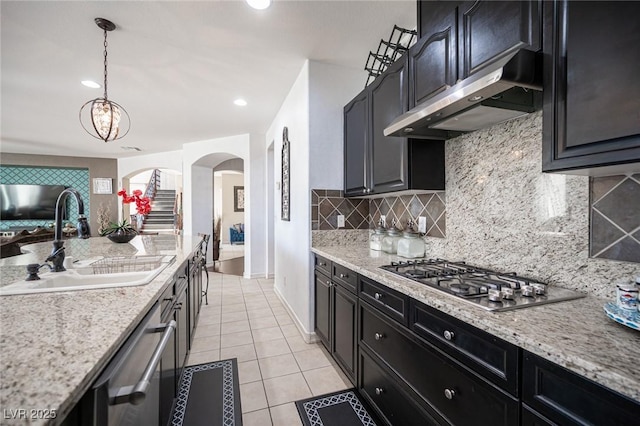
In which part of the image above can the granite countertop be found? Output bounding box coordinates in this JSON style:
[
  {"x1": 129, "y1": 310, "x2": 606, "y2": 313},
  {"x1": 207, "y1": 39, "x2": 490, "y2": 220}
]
[
  {"x1": 0, "y1": 235, "x2": 201, "y2": 425},
  {"x1": 312, "y1": 245, "x2": 640, "y2": 403}
]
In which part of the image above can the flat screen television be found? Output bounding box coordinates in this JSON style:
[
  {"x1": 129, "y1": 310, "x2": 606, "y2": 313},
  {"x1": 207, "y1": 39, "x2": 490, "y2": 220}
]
[{"x1": 0, "y1": 184, "x2": 67, "y2": 221}]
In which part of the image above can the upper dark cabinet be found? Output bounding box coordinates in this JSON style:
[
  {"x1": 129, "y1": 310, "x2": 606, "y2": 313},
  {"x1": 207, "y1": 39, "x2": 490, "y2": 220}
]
[
  {"x1": 369, "y1": 58, "x2": 411, "y2": 194},
  {"x1": 410, "y1": 2, "x2": 457, "y2": 107},
  {"x1": 413, "y1": 0, "x2": 541, "y2": 107},
  {"x1": 344, "y1": 90, "x2": 369, "y2": 196},
  {"x1": 542, "y1": 0, "x2": 640, "y2": 174},
  {"x1": 458, "y1": 1, "x2": 541, "y2": 79},
  {"x1": 344, "y1": 56, "x2": 445, "y2": 197}
]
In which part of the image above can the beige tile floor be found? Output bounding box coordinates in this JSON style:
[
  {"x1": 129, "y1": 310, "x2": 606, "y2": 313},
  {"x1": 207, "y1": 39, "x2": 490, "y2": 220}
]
[{"x1": 187, "y1": 272, "x2": 352, "y2": 426}]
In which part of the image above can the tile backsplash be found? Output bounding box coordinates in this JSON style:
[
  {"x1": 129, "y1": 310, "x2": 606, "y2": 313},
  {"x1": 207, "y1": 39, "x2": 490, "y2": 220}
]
[
  {"x1": 311, "y1": 190, "x2": 446, "y2": 238},
  {"x1": 590, "y1": 174, "x2": 640, "y2": 263}
]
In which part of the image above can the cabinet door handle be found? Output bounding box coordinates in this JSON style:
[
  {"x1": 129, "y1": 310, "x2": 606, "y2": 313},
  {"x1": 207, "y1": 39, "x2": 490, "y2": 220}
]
[
  {"x1": 374, "y1": 332, "x2": 385, "y2": 341},
  {"x1": 374, "y1": 292, "x2": 384, "y2": 300},
  {"x1": 443, "y1": 330, "x2": 455, "y2": 341},
  {"x1": 375, "y1": 387, "x2": 384, "y2": 395},
  {"x1": 326, "y1": 280, "x2": 331, "y2": 285},
  {"x1": 444, "y1": 389, "x2": 455, "y2": 400}
]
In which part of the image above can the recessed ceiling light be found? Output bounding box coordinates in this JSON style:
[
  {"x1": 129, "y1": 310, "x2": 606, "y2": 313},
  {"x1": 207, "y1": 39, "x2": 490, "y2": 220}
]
[
  {"x1": 246, "y1": 0, "x2": 271, "y2": 10},
  {"x1": 81, "y1": 80, "x2": 101, "y2": 89},
  {"x1": 234, "y1": 99, "x2": 248, "y2": 107}
]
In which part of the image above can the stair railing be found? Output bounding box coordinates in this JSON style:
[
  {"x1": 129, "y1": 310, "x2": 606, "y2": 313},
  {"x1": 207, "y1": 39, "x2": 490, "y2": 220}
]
[{"x1": 143, "y1": 169, "x2": 161, "y2": 202}]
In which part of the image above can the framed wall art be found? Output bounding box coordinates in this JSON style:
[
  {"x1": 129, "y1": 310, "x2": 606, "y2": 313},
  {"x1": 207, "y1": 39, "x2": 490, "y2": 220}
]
[
  {"x1": 281, "y1": 127, "x2": 290, "y2": 221},
  {"x1": 92, "y1": 178, "x2": 113, "y2": 194},
  {"x1": 234, "y1": 186, "x2": 245, "y2": 212}
]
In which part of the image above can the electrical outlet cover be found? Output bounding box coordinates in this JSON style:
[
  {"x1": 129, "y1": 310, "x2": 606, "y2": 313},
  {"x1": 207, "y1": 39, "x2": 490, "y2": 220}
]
[
  {"x1": 418, "y1": 216, "x2": 427, "y2": 233},
  {"x1": 337, "y1": 215, "x2": 345, "y2": 228}
]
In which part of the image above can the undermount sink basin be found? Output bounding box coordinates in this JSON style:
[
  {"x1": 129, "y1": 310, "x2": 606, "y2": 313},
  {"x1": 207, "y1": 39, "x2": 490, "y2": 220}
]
[{"x1": 1, "y1": 255, "x2": 175, "y2": 296}]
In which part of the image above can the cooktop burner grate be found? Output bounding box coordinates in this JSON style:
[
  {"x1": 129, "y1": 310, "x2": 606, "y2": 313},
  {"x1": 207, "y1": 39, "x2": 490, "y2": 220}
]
[{"x1": 380, "y1": 259, "x2": 585, "y2": 312}]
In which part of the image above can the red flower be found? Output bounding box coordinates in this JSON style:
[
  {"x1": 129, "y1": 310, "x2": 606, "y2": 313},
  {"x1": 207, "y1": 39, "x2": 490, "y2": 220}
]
[{"x1": 118, "y1": 188, "x2": 152, "y2": 215}]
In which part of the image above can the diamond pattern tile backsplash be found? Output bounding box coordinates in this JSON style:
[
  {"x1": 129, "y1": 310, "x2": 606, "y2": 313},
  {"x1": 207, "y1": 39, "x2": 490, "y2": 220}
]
[
  {"x1": 590, "y1": 174, "x2": 640, "y2": 263},
  {"x1": 311, "y1": 190, "x2": 446, "y2": 238},
  {"x1": 0, "y1": 166, "x2": 90, "y2": 230}
]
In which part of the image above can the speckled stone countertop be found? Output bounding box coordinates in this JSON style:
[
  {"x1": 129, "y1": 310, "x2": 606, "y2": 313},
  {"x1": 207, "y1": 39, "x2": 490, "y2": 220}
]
[
  {"x1": 311, "y1": 245, "x2": 640, "y2": 403},
  {"x1": 0, "y1": 235, "x2": 201, "y2": 425}
]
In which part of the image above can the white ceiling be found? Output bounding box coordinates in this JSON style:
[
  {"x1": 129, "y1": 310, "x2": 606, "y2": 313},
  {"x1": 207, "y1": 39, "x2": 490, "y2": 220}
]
[{"x1": 1, "y1": 0, "x2": 415, "y2": 159}]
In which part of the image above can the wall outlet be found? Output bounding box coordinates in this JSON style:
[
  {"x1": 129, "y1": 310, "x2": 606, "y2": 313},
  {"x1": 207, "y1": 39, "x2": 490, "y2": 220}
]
[
  {"x1": 418, "y1": 216, "x2": 427, "y2": 233},
  {"x1": 380, "y1": 215, "x2": 386, "y2": 226},
  {"x1": 337, "y1": 215, "x2": 345, "y2": 228}
]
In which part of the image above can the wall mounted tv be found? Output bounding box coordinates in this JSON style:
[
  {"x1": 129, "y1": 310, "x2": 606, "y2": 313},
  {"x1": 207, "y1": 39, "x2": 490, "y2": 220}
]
[{"x1": 0, "y1": 184, "x2": 67, "y2": 221}]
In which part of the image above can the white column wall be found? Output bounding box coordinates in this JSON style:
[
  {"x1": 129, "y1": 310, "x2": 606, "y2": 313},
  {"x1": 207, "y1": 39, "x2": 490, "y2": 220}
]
[
  {"x1": 246, "y1": 133, "x2": 267, "y2": 278},
  {"x1": 266, "y1": 61, "x2": 311, "y2": 336},
  {"x1": 265, "y1": 60, "x2": 363, "y2": 339}
]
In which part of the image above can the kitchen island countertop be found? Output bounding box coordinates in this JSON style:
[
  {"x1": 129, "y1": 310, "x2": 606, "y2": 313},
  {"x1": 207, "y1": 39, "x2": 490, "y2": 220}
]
[
  {"x1": 312, "y1": 245, "x2": 640, "y2": 403},
  {"x1": 0, "y1": 235, "x2": 201, "y2": 425}
]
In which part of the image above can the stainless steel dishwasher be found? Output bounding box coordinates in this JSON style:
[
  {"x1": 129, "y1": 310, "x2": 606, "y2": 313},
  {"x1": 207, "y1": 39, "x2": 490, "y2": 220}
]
[{"x1": 89, "y1": 302, "x2": 176, "y2": 426}]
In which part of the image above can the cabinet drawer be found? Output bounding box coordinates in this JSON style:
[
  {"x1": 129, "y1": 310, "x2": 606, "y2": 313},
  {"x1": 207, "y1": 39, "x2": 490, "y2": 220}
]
[
  {"x1": 314, "y1": 255, "x2": 331, "y2": 276},
  {"x1": 332, "y1": 263, "x2": 356, "y2": 293},
  {"x1": 521, "y1": 403, "x2": 556, "y2": 426},
  {"x1": 523, "y1": 351, "x2": 640, "y2": 425},
  {"x1": 360, "y1": 302, "x2": 519, "y2": 426},
  {"x1": 359, "y1": 276, "x2": 408, "y2": 325},
  {"x1": 359, "y1": 349, "x2": 440, "y2": 426},
  {"x1": 411, "y1": 300, "x2": 519, "y2": 396}
]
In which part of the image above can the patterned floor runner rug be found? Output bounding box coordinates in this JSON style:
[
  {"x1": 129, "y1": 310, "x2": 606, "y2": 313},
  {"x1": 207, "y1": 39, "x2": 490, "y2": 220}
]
[
  {"x1": 171, "y1": 359, "x2": 241, "y2": 426},
  {"x1": 295, "y1": 389, "x2": 379, "y2": 426}
]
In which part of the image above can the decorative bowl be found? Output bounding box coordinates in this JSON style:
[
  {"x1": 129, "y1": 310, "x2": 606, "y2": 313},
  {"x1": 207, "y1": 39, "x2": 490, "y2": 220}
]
[{"x1": 106, "y1": 232, "x2": 137, "y2": 244}]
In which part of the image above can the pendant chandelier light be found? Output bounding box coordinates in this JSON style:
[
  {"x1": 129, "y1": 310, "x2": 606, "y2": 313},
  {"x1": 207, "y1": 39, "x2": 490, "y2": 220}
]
[{"x1": 79, "y1": 18, "x2": 130, "y2": 142}]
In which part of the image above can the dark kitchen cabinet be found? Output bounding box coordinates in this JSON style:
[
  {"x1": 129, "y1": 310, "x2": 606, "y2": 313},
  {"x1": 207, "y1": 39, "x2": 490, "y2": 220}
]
[
  {"x1": 175, "y1": 280, "x2": 189, "y2": 375},
  {"x1": 410, "y1": 2, "x2": 457, "y2": 107},
  {"x1": 344, "y1": 56, "x2": 445, "y2": 197},
  {"x1": 314, "y1": 269, "x2": 332, "y2": 349},
  {"x1": 314, "y1": 256, "x2": 357, "y2": 383},
  {"x1": 359, "y1": 349, "x2": 440, "y2": 426},
  {"x1": 360, "y1": 300, "x2": 519, "y2": 426},
  {"x1": 542, "y1": 0, "x2": 640, "y2": 174},
  {"x1": 344, "y1": 90, "x2": 369, "y2": 196},
  {"x1": 413, "y1": 0, "x2": 541, "y2": 107},
  {"x1": 457, "y1": 0, "x2": 540, "y2": 79},
  {"x1": 411, "y1": 300, "x2": 520, "y2": 396},
  {"x1": 522, "y1": 351, "x2": 640, "y2": 425}
]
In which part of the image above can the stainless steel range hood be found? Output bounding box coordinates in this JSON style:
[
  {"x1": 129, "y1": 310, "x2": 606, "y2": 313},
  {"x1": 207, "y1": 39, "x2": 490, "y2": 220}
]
[{"x1": 384, "y1": 49, "x2": 542, "y2": 137}]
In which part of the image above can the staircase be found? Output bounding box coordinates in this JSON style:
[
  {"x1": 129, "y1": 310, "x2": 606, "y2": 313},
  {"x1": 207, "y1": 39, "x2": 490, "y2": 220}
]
[{"x1": 140, "y1": 189, "x2": 176, "y2": 234}]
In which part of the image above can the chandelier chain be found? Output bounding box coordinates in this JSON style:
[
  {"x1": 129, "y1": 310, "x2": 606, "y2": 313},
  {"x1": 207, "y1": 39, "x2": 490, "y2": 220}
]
[{"x1": 103, "y1": 29, "x2": 108, "y2": 100}]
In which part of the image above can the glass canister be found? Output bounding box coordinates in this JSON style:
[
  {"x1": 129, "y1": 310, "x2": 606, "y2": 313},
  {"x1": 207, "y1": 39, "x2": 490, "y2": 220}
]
[
  {"x1": 369, "y1": 224, "x2": 387, "y2": 251},
  {"x1": 381, "y1": 227, "x2": 402, "y2": 254},
  {"x1": 397, "y1": 229, "x2": 425, "y2": 258}
]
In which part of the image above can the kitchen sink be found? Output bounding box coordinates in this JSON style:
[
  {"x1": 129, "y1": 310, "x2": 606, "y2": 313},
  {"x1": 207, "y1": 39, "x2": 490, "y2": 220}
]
[{"x1": 0, "y1": 255, "x2": 175, "y2": 296}]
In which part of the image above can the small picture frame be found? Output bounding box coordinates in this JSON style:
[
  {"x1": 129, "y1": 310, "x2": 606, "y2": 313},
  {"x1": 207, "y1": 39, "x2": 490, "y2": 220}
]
[
  {"x1": 234, "y1": 186, "x2": 245, "y2": 212},
  {"x1": 92, "y1": 178, "x2": 113, "y2": 194}
]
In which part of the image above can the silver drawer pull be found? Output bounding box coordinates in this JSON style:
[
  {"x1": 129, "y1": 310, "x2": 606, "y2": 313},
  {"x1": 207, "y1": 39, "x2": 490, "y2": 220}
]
[
  {"x1": 339, "y1": 273, "x2": 348, "y2": 279},
  {"x1": 319, "y1": 262, "x2": 326, "y2": 266},
  {"x1": 374, "y1": 332, "x2": 385, "y2": 341},
  {"x1": 326, "y1": 280, "x2": 331, "y2": 285},
  {"x1": 111, "y1": 320, "x2": 177, "y2": 405},
  {"x1": 375, "y1": 387, "x2": 384, "y2": 395},
  {"x1": 443, "y1": 330, "x2": 455, "y2": 341},
  {"x1": 374, "y1": 292, "x2": 384, "y2": 300},
  {"x1": 444, "y1": 388, "x2": 455, "y2": 400}
]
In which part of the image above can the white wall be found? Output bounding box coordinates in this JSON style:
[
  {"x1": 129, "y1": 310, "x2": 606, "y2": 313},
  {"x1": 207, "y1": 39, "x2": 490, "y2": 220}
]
[
  {"x1": 265, "y1": 60, "x2": 362, "y2": 338},
  {"x1": 182, "y1": 133, "x2": 266, "y2": 277},
  {"x1": 218, "y1": 173, "x2": 245, "y2": 244},
  {"x1": 118, "y1": 150, "x2": 183, "y2": 184}
]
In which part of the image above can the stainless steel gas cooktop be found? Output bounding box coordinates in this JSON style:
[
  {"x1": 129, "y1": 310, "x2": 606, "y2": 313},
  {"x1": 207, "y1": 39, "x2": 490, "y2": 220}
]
[{"x1": 380, "y1": 259, "x2": 585, "y2": 312}]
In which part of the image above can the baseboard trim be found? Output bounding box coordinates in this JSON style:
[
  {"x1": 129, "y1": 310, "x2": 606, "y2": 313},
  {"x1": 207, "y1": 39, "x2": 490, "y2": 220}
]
[{"x1": 273, "y1": 286, "x2": 319, "y2": 344}]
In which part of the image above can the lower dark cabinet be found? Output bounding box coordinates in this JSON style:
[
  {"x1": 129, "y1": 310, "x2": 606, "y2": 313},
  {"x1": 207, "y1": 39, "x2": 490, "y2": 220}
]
[
  {"x1": 176, "y1": 283, "x2": 189, "y2": 378},
  {"x1": 522, "y1": 351, "x2": 640, "y2": 425},
  {"x1": 359, "y1": 349, "x2": 439, "y2": 426},
  {"x1": 159, "y1": 309, "x2": 177, "y2": 426},
  {"x1": 333, "y1": 284, "x2": 357, "y2": 381},
  {"x1": 521, "y1": 404, "x2": 556, "y2": 426},
  {"x1": 314, "y1": 262, "x2": 357, "y2": 384},
  {"x1": 314, "y1": 270, "x2": 332, "y2": 349},
  {"x1": 360, "y1": 300, "x2": 520, "y2": 426}
]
